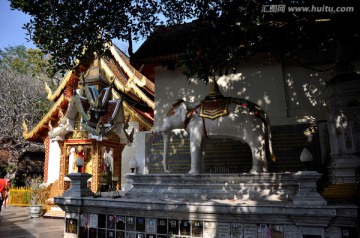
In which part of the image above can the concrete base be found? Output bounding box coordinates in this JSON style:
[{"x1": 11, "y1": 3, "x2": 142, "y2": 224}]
[
  {"x1": 55, "y1": 172, "x2": 359, "y2": 238},
  {"x1": 125, "y1": 173, "x2": 298, "y2": 202}
]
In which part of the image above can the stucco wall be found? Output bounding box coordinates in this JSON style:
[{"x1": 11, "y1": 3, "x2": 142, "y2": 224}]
[
  {"x1": 47, "y1": 140, "x2": 61, "y2": 184},
  {"x1": 153, "y1": 52, "x2": 333, "y2": 129}
]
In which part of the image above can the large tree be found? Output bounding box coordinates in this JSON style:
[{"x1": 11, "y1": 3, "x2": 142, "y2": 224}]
[
  {"x1": 10, "y1": 0, "x2": 360, "y2": 82},
  {"x1": 0, "y1": 46, "x2": 54, "y2": 174}
]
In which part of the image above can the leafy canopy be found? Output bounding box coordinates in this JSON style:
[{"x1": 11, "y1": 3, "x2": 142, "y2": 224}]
[
  {"x1": 10, "y1": 0, "x2": 360, "y2": 82},
  {"x1": 0, "y1": 46, "x2": 53, "y2": 143}
]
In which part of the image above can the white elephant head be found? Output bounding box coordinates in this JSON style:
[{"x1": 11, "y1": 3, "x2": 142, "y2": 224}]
[{"x1": 160, "y1": 99, "x2": 188, "y2": 133}]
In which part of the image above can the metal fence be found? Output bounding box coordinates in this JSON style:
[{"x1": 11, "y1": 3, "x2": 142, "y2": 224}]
[{"x1": 7, "y1": 187, "x2": 31, "y2": 206}]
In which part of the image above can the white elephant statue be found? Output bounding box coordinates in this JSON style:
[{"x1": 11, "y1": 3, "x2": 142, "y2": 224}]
[{"x1": 159, "y1": 97, "x2": 275, "y2": 174}]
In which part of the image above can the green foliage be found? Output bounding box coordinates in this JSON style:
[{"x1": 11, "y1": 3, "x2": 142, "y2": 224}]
[
  {"x1": 0, "y1": 45, "x2": 53, "y2": 79},
  {"x1": 0, "y1": 45, "x2": 53, "y2": 142},
  {"x1": 22, "y1": 190, "x2": 31, "y2": 205},
  {"x1": 24, "y1": 176, "x2": 51, "y2": 205},
  {"x1": 10, "y1": 0, "x2": 360, "y2": 82}
]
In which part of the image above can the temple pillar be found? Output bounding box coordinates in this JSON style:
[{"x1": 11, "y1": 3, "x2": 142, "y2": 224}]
[
  {"x1": 43, "y1": 137, "x2": 50, "y2": 183},
  {"x1": 322, "y1": 73, "x2": 360, "y2": 201},
  {"x1": 58, "y1": 141, "x2": 66, "y2": 195},
  {"x1": 113, "y1": 144, "x2": 124, "y2": 189},
  {"x1": 91, "y1": 140, "x2": 101, "y2": 193}
]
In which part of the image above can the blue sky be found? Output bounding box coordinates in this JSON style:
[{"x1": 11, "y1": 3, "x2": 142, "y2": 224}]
[
  {"x1": 0, "y1": 1, "x2": 35, "y2": 49},
  {"x1": 0, "y1": 1, "x2": 136, "y2": 53}
]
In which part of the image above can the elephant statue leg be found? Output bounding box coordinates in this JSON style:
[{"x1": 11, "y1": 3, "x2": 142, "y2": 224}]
[
  {"x1": 162, "y1": 132, "x2": 171, "y2": 173},
  {"x1": 188, "y1": 132, "x2": 206, "y2": 175},
  {"x1": 249, "y1": 138, "x2": 268, "y2": 174}
]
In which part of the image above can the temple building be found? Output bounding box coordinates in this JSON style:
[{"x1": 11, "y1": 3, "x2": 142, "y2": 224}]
[{"x1": 23, "y1": 45, "x2": 154, "y2": 194}]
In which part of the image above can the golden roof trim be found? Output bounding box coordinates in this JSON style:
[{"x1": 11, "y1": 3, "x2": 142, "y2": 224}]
[
  {"x1": 123, "y1": 101, "x2": 152, "y2": 131},
  {"x1": 23, "y1": 94, "x2": 66, "y2": 140},
  {"x1": 100, "y1": 58, "x2": 155, "y2": 109},
  {"x1": 46, "y1": 71, "x2": 72, "y2": 101}
]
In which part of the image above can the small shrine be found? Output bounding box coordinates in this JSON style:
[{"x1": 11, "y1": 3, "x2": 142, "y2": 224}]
[
  {"x1": 23, "y1": 45, "x2": 154, "y2": 196},
  {"x1": 51, "y1": 66, "x2": 125, "y2": 193}
]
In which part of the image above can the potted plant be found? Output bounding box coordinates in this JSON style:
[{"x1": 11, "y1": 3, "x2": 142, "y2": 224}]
[{"x1": 25, "y1": 176, "x2": 51, "y2": 218}]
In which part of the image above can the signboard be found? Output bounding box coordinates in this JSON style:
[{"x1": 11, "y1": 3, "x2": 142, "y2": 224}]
[
  {"x1": 231, "y1": 223, "x2": 243, "y2": 238},
  {"x1": 146, "y1": 218, "x2": 157, "y2": 234},
  {"x1": 180, "y1": 220, "x2": 191, "y2": 236},
  {"x1": 244, "y1": 224, "x2": 257, "y2": 238},
  {"x1": 204, "y1": 222, "x2": 217, "y2": 238},
  {"x1": 192, "y1": 220, "x2": 203, "y2": 237},
  {"x1": 217, "y1": 223, "x2": 230, "y2": 238}
]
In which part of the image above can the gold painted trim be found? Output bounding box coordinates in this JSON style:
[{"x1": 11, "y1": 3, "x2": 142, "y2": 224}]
[
  {"x1": 100, "y1": 58, "x2": 155, "y2": 109},
  {"x1": 111, "y1": 88, "x2": 152, "y2": 130},
  {"x1": 123, "y1": 101, "x2": 152, "y2": 131},
  {"x1": 46, "y1": 71, "x2": 72, "y2": 101}
]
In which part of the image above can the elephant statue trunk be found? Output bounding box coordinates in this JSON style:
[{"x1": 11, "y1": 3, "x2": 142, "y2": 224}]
[{"x1": 162, "y1": 131, "x2": 170, "y2": 173}]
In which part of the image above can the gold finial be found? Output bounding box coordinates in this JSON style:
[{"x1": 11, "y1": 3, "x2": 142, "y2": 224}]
[
  {"x1": 206, "y1": 79, "x2": 223, "y2": 100},
  {"x1": 22, "y1": 119, "x2": 28, "y2": 133}
]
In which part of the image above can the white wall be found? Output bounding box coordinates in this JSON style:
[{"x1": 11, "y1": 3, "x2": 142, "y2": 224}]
[
  {"x1": 153, "y1": 52, "x2": 333, "y2": 128},
  {"x1": 121, "y1": 122, "x2": 139, "y2": 188},
  {"x1": 47, "y1": 140, "x2": 61, "y2": 184}
]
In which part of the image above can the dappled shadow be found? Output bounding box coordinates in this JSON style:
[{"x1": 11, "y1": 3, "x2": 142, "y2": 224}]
[{"x1": 0, "y1": 206, "x2": 64, "y2": 238}]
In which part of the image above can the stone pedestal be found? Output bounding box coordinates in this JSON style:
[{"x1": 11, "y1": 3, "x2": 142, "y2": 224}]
[
  {"x1": 293, "y1": 171, "x2": 327, "y2": 206},
  {"x1": 62, "y1": 173, "x2": 93, "y2": 198},
  {"x1": 324, "y1": 75, "x2": 360, "y2": 200},
  {"x1": 55, "y1": 173, "x2": 93, "y2": 238}
]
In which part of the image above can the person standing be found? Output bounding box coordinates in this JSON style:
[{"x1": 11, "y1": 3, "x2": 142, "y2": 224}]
[{"x1": 0, "y1": 171, "x2": 9, "y2": 212}]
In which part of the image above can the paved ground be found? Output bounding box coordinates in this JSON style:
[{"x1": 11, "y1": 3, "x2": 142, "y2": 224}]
[{"x1": 0, "y1": 206, "x2": 64, "y2": 238}]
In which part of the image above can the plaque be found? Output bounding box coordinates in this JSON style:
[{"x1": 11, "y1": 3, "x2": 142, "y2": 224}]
[
  {"x1": 204, "y1": 222, "x2": 216, "y2": 238},
  {"x1": 180, "y1": 220, "x2": 191, "y2": 236},
  {"x1": 126, "y1": 232, "x2": 136, "y2": 238},
  {"x1": 325, "y1": 227, "x2": 341, "y2": 238},
  {"x1": 116, "y1": 231, "x2": 125, "y2": 238},
  {"x1": 80, "y1": 227, "x2": 88, "y2": 238},
  {"x1": 108, "y1": 215, "x2": 117, "y2": 229},
  {"x1": 116, "y1": 215, "x2": 126, "y2": 230},
  {"x1": 98, "y1": 229, "x2": 106, "y2": 238},
  {"x1": 157, "y1": 219, "x2": 167, "y2": 234},
  {"x1": 231, "y1": 223, "x2": 243, "y2": 238},
  {"x1": 257, "y1": 224, "x2": 270, "y2": 238},
  {"x1": 243, "y1": 224, "x2": 257, "y2": 238},
  {"x1": 66, "y1": 218, "x2": 78, "y2": 234},
  {"x1": 89, "y1": 214, "x2": 98, "y2": 228},
  {"x1": 136, "y1": 217, "x2": 146, "y2": 232},
  {"x1": 270, "y1": 124, "x2": 320, "y2": 172},
  {"x1": 89, "y1": 228, "x2": 97, "y2": 238},
  {"x1": 217, "y1": 223, "x2": 230, "y2": 238},
  {"x1": 146, "y1": 218, "x2": 157, "y2": 233},
  {"x1": 108, "y1": 230, "x2": 116, "y2": 238},
  {"x1": 168, "y1": 219, "x2": 179, "y2": 235},
  {"x1": 81, "y1": 214, "x2": 89, "y2": 227},
  {"x1": 283, "y1": 225, "x2": 302, "y2": 238},
  {"x1": 98, "y1": 214, "x2": 106, "y2": 228},
  {"x1": 127, "y1": 217, "x2": 136, "y2": 231},
  {"x1": 146, "y1": 133, "x2": 253, "y2": 174},
  {"x1": 146, "y1": 133, "x2": 190, "y2": 174},
  {"x1": 192, "y1": 220, "x2": 203, "y2": 237}
]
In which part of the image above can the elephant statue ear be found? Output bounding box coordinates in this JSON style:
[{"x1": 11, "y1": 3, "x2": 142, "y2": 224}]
[
  {"x1": 184, "y1": 101, "x2": 201, "y2": 111},
  {"x1": 172, "y1": 99, "x2": 184, "y2": 107}
]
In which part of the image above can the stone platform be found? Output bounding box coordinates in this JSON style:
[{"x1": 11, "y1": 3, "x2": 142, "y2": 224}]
[
  {"x1": 54, "y1": 172, "x2": 359, "y2": 238},
  {"x1": 125, "y1": 173, "x2": 298, "y2": 202}
]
